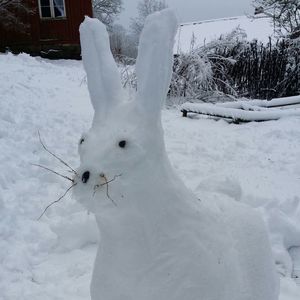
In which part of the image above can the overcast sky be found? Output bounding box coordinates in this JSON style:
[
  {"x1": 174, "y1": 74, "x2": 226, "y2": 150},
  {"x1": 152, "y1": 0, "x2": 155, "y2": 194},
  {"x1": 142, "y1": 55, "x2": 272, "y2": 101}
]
[{"x1": 117, "y1": 0, "x2": 254, "y2": 28}]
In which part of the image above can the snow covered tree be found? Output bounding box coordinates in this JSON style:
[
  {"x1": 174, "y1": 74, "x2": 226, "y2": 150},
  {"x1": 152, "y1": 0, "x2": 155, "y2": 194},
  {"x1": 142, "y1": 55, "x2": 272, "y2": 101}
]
[
  {"x1": 92, "y1": 0, "x2": 123, "y2": 27},
  {"x1": 109, "y1": 24, "x2": 138, "y2": 59},
  {"x1": 0, "y1": 0, "x2": 33, "y2": 32},
  {"x1": 253, "y1": 0, "x2": 300, "y2": 38},
  {"x1": 130, "y1": 0, "x2": 167, "y2": 43},
  {"x1": 109, "y1": 24, "x2": 126, "y2": 57}
]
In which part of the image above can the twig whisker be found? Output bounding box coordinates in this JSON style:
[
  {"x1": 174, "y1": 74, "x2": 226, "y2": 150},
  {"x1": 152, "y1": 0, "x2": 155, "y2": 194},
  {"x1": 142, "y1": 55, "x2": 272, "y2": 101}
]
[
  {"x1": 93, "y1": 174, "x2": 122, "y2": 206},
  {"x1": 37, "y1": 183, "x2": 77, "y2": 220},
  {"x1": 38, "y1": 131, "x2": 79, "y2": 177},
  {"x1": 100, "y1": 174, "x2": 122, "y2": 187},
  {"x1": 31, "y1": 163, "x2": 74, "y2": 182}
]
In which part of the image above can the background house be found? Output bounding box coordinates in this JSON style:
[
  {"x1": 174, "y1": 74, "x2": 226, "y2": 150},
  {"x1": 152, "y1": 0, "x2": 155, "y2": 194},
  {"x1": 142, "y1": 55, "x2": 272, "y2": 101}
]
[{"x1": 0, "y1": 0, "x2": 93, "y2": 59}]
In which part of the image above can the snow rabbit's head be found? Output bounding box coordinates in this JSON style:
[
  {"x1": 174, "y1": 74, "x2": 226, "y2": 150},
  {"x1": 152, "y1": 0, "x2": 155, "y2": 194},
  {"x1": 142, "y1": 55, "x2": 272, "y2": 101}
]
[{"x1": 73, "y1": 10, "x2": 178, "y2": 213}]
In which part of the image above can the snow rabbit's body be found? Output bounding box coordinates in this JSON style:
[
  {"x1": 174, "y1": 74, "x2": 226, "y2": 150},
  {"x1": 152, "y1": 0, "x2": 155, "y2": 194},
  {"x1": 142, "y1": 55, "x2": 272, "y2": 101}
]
[{"x1": 74, "y1": 9, "x2": 279, "y2": 300}]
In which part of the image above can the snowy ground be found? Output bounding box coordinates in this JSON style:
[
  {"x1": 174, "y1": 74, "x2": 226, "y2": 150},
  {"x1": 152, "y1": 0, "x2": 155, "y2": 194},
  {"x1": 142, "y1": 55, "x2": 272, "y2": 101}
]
[{"x1": 1, "y1": 53, "x2": 300, "y2": 300}]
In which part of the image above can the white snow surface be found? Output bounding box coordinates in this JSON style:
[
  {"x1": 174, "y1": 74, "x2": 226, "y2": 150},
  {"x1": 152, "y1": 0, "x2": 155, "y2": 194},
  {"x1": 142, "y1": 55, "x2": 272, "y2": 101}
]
[
  {"x1": 174, "y1": 15, "x2": 275, "y2": 54},
  {"x1": 1, "y1": 52, "x2": 300, "y2": 299}
]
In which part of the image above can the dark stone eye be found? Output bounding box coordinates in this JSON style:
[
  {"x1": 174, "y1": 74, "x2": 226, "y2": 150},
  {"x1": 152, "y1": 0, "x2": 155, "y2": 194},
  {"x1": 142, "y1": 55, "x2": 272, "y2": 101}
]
[
  {"x1": 80, "y1": 138, "x2": 85, "y2": 144},
  {"x1": 82, "y1": 171, "x2": 90, "y2": 183},
  {"x1": 118, "y1": 140, "x2": 126, "y2": 148}
]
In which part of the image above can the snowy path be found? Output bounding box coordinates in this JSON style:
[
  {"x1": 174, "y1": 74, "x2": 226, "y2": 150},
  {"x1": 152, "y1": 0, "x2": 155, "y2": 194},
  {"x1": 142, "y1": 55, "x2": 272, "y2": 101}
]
[{"x1": 1, "y1": 53, "x2": 300, "y2": 299}]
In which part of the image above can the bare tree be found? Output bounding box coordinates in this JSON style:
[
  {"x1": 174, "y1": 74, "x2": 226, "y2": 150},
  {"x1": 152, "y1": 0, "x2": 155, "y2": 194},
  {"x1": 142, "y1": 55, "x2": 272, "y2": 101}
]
[
  {"x1": 253, "y1": 0, "x2": 300, "y2": 38},
  {"x1": 130, "y1": 0, "x2": 167, "y2": 42},
  {"x1": 92, "y1": 0, "x2": 123, "y2": 27},
  {"x1": 0, "y1": 0, "x2": 33, "y2": 32},
  {"x1": 109, "y1": 23, "x2": 126, "y2": 57},
  {"x1": 109, "y1": 23, "x2": 138, "y2": 59}
]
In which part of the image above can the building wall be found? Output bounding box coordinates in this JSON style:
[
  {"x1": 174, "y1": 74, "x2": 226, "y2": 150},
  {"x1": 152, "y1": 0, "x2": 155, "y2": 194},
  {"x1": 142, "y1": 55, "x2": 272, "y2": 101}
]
[
  {"x1": 38, "y1": 0, "x2": 93, "y2": 44},
  {"x1": 0, "y1": 0, "x2": 93, "y2": 59}
]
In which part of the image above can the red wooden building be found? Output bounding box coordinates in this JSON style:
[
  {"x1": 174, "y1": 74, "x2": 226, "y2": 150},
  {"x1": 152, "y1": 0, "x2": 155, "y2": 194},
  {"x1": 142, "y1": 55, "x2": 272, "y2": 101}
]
[{"x1": 0, "y1": 0, "x2": 93, "y2": 59}]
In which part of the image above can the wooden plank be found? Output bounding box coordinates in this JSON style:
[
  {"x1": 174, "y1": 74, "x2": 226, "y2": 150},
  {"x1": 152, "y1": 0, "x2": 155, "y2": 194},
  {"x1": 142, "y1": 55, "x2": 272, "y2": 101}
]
[
  {"x1": 181, "y1": 102, "x2": 300, "y2": 122},
  {"x1": 216, "y1": 95, "x2": 300, "y2": 109}
]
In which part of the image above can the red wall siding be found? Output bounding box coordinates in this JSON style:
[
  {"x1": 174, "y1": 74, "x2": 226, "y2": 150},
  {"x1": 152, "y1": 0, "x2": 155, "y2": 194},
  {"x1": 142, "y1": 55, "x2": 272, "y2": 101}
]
[
  {"x1": 66, "y1": 0, "x2": 93, "y2": 43},
  {"x1": 0, "y1": 0, "x2": 93, "y2": 48}
]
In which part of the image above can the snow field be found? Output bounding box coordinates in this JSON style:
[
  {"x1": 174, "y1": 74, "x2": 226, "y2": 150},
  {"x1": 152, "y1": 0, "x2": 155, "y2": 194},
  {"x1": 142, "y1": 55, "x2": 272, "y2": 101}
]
[
  {"x1": 0, "y1": 53, "x2": 96, "y2": 300},
  {"x1": 0, "y1": 52, "x2": 300, "y2": 299}
]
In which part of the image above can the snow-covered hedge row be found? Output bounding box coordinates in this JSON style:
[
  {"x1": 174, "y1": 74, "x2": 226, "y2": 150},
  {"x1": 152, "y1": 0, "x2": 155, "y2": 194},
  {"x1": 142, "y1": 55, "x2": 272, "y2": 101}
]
[
  {"x1": 119, "y1": 28, "x2": 299, "y2": 102},
  {"x1": 172, "y1": 28, "x2": 299, "y2": 101},
  {"x1": 221, "y1": 38, "x2": 300, "y2": 99}
]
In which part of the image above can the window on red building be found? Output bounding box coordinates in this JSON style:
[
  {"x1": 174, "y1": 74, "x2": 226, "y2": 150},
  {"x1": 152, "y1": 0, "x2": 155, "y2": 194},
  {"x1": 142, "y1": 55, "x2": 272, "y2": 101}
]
[{"x1": 39, "y1": 0, "x2": 66, "y2": 18}]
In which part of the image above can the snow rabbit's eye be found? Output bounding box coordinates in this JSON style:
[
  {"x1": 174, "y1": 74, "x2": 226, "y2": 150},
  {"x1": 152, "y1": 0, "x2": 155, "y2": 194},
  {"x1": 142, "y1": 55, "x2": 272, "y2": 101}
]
[
  {"x1": 79, "y1": 138, "x2": 85, "y2": 145},
  {"x1": 82, "y1": 171, "x2": 90, "y2": 183},
  {"x1": 118, "y1": 140, "x2": 126, "y2": 148}
]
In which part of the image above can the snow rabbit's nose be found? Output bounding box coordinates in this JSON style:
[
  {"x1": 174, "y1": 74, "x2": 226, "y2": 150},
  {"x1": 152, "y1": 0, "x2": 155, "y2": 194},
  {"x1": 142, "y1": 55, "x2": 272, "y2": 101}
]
[{"x1": 82, "y1": 171, "x2": 90, "y2": 183}]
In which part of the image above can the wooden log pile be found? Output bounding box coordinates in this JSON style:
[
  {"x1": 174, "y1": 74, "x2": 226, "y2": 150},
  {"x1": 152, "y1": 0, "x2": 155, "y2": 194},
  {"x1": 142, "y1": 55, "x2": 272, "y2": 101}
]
[{"x1": 181, "y1": 95, "x2": 300, "y2": 123}]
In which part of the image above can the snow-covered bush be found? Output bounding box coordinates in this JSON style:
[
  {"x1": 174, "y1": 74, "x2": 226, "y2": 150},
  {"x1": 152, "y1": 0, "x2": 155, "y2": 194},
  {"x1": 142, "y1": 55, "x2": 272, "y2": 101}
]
[
  {"x1": 169, "y1": 52, "x2": 213, "y2": 100},
  {"x1": 176, "y1": 26, "x2": 299, "y2": 101},
  {"x1": 169, "y1": 27, "x2": 246, "y2": 102},
  {"x1": 119, "y1": 28, "x2": 246, "y2": 103},
  {"x1": 120, "y1": 26, "x2": 299, "y2": 102}
]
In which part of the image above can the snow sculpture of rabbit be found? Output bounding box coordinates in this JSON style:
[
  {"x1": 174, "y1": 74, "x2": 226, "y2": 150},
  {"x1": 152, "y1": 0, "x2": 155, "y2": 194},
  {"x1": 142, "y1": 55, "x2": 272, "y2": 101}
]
[{"x1": 74, "y1": 9, "x2": 279, "y2": 300}]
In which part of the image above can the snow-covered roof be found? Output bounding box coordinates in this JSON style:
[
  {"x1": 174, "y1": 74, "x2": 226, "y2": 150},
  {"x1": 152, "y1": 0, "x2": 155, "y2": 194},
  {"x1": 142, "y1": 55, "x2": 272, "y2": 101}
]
[{"x1": 174, "y1": 15, "x2": 275, "y2": 54}]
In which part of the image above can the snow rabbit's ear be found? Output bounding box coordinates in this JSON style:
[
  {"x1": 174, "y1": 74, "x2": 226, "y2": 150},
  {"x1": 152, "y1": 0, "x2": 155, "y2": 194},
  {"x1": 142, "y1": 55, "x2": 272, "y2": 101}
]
[
  {"x1": 136, "y1": 9, "x2": 177, "y2": 122},
  {"x1": 80, "y1": 16, "x2": 123, "y2": 124}
]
